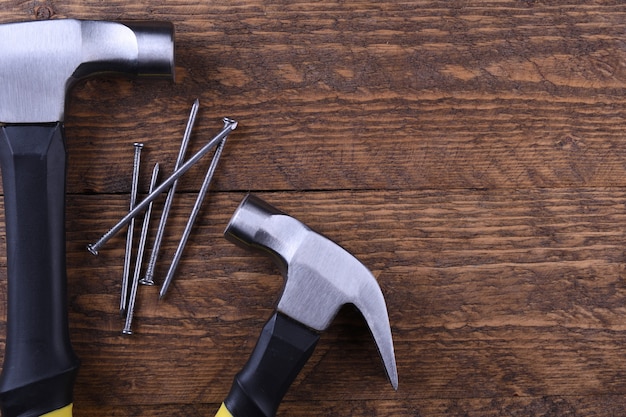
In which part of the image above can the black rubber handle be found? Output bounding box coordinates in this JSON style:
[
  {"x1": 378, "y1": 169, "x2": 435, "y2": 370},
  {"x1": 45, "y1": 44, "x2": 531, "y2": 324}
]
[
  {"x1": 0, "y1": 124, "x2": 79, "y2": 417},
  {"x1": 224, "y1": 312, "x2": 320, "y2": 417}
]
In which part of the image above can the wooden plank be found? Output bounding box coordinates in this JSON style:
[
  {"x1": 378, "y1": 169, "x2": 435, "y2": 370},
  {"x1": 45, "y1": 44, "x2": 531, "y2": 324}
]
[
  {"x1": 1, "y1": 1, "x2": 626, "y2": 416},
  {"x1": 2, "y1": 2, "x2": 626, "y2": 192},
  {"x1": 72, "y1": 396, "x2": 626, "y2": 417},
  {"x1": 0, "y1": 188, "x2": 609, "y2": 413}
]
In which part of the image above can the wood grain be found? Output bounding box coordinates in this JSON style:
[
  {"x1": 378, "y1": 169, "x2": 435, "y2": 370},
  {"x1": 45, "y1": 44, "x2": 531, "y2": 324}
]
[{"x1": 1, "y1": 1, "x2": 626, "y2": 416}]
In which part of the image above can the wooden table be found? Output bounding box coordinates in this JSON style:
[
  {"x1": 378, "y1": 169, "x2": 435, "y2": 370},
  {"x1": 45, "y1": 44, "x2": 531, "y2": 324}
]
[{"x1": 2, "y1": 1, "x2": 626, "y2": 415}]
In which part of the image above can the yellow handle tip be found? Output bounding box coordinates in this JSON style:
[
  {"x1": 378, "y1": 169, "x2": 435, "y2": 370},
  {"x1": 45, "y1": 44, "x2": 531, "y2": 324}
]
[
  {"x1": 215, "y1": 403, "x2": 233, "y2": 417},
  {"x1": 42, "y1": 404, "x2": 73, "y2": 417}
]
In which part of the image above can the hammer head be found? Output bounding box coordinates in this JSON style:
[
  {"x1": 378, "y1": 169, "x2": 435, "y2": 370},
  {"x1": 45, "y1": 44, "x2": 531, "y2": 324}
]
[
  {"x1": 0, "y1": 19, "x2": 175, "y2": 123},
  {"x1": 225, "y1": 194, "x2": 398, "y2": 389}
]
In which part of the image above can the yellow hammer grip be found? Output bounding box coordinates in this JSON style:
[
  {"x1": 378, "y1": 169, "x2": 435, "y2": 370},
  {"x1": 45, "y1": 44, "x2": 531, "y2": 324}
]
[
  {"x1": 216, "y1": 403, "x2": 234, "y2": 417},
  {"x1": 41, "y1": 404, "x2": 73, "y2": 417}
]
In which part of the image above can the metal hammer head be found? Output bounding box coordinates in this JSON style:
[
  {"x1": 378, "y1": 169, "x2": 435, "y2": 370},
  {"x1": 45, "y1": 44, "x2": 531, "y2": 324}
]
[
  {"x1": 0, "y1": 19, "x2": 175, "y2": 123},
  {"x1": 225, "y1": 194, "x2": 398, "y2": 389}
]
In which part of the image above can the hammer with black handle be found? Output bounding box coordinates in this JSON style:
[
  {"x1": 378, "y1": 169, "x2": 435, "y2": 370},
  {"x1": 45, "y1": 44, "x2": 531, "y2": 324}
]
[
  {"x1": 216, "y1": 194, "x2": 398, "y2": 417},
  {"x1": 0, "y1": 19, "x2": 175, "y2": 417}
]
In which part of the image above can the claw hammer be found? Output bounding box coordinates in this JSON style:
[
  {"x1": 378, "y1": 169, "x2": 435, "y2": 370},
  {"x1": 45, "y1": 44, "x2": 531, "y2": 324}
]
[
  {"x1": 216, "y1": 195, "x2": 398, "y2": 417},
  {"x1": 0, "y1": 19, "x2": 175, "y2": 417}
]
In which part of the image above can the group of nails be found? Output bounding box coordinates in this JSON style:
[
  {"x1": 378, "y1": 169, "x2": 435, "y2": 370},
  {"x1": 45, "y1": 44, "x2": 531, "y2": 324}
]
[{"x1": 86, "y1": 99, "x2": 238, "y2": 335}]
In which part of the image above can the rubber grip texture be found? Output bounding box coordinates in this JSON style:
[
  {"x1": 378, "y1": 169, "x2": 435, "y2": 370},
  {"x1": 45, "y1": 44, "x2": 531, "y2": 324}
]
[
  {"x1": 224, "y1": 312, "x2": 320, "y2": 417},
  {"x1": 0, "y1": 124, "x2": 79, "y2": 417}
]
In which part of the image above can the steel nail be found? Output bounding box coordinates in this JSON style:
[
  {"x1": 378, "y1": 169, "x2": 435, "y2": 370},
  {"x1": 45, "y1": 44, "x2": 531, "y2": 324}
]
[
  {"x1": 159, "y1": 119, "x2": 231, "y2": 299},
  {"x1": 123, "y1": 163, "x2": 160, "y2": 335},
  {"x1": 141, "y1": 99, "x2": 199, "y2": 286},
  {"x1": 120, "y1": 143, "x2": 143, "y2": 317},
  {"x1": 87, "y1": 118, "x2": 238, "y2": 255}
]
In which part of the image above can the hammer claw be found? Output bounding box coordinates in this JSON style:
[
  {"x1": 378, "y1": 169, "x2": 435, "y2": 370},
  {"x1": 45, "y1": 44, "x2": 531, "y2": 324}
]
[{"x1": 357, "y1": 291, "x2": 399, "y2": 390}]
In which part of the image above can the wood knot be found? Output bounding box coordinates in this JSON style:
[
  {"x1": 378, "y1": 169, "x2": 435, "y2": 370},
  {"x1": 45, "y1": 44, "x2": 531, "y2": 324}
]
[
  {"x1": 555, "y1": 135, "x2": 585, "y2": 151},
  {"x1": 33, "y1": 2, "x2": 55, "y2": 20}
]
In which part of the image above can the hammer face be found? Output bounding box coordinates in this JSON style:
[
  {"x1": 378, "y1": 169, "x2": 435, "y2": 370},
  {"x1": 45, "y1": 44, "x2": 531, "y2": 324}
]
[{"x1": 0, "y1": 19, "x2": 174, "y2": 123}]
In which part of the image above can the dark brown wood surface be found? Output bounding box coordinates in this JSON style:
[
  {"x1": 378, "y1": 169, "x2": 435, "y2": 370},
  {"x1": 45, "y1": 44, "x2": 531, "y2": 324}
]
[{"x1": 2, "y1": 1, "x2": 626, "y2": 416}]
